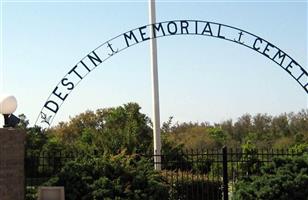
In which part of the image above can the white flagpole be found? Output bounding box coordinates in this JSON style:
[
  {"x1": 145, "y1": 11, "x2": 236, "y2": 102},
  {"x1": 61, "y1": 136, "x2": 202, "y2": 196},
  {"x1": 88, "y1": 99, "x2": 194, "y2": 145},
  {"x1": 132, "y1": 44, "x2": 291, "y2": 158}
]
[{"x1": 149, "y1": 0, "x2": 161, "y2": 170}]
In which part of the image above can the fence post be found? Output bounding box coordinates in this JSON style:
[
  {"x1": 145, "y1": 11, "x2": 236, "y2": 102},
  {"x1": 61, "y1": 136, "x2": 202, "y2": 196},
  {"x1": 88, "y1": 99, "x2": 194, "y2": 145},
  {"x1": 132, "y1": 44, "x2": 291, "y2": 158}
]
[{"x1": 222, "y1": 146, "x2": 228, "y2": 200}]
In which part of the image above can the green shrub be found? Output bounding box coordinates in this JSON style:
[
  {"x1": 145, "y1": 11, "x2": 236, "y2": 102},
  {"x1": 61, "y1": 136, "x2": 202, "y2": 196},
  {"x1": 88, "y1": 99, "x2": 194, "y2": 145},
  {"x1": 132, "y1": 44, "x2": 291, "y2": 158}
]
[
  {"x1": 192, "y1": 158, "x2": 213, "y2": 174},
  {"x1": 25, "y1": 187, "x2": 37, "y2": 200},
  {"x1": 162, "y1": 171, "x2": 222, "y2": 200},
  {"x1": 233, "y1": 153, "x2": 308, "y2": 200},
  {"x1": 44, "y1": 152, "x2": 169, "y2": 200},
  {"x1": 238, "y1": 141, "x2": 262, "y2": 176},
  {"x1": 289, "y1": 143, "x2": 308, "y2": 154}
]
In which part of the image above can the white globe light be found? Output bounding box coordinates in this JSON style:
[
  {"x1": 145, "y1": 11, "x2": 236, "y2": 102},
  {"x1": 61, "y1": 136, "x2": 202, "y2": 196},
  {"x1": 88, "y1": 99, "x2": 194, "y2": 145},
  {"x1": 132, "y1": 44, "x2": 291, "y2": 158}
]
[{"x1": 0, "y1": 94, "x2": 18, "y2": 114}]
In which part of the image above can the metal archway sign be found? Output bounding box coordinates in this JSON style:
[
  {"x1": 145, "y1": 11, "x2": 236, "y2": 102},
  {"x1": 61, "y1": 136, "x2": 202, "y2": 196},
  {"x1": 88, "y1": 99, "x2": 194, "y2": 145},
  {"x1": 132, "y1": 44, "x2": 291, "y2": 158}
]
[{"x1": 36, "y1": 20, "x2": 308, "y2": 129}]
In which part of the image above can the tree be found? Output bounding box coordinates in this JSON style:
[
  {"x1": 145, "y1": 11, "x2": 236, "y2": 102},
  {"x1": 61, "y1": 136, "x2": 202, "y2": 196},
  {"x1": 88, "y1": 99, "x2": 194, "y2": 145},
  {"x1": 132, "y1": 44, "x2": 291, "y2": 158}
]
[
  {"x1": 49, "y1": 103, "x2": 153, "y2": 154},
  {"x1": 270, "y1": 114, "x2": 290, "y2": 137},
  {"x1": 252, "y1": 113, "x2": 272, "y2": 140},
  {"x1": 208, "y1": 127, "x2": 227, "y2": 148},
  {"x1": 233, "y1": 114, "x2": 252, "y2": 143},
  {"x1": 17, "y1": 113, "x2": 29, "y2": 129}
]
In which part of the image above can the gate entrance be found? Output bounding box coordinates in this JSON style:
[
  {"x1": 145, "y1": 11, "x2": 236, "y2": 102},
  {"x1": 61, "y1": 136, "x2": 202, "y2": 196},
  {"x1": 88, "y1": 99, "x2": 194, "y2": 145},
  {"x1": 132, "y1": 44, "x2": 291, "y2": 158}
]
[{"x1": 36, "y1": 20, "x2": 308, "y2": 129}]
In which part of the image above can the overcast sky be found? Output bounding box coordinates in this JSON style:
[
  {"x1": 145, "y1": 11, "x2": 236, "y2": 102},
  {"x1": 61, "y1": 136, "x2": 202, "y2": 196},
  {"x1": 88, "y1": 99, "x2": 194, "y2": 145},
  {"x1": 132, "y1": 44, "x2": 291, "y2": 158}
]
[{"x1": 0, "y1": 0, "x2": 307, "y2": 127}]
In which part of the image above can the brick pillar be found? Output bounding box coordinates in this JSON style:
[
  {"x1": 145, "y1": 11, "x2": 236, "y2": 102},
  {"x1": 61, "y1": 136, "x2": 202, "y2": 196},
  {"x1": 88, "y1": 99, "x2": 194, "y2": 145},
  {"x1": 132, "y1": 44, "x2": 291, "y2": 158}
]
[{"x1": 0, "y1": 128, "x2": 26, "y2": 200}]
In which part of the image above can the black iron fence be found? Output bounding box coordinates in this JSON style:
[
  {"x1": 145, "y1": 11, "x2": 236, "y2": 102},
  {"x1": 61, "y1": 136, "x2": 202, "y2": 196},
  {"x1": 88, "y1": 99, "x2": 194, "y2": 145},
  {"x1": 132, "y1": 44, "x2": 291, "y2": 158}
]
[
  {"x1": 25, "y1": 147, "x2": 302, "y2": 200},
  {"x1": 152, "y1": 148, "x2": 301, "y2": 200}
]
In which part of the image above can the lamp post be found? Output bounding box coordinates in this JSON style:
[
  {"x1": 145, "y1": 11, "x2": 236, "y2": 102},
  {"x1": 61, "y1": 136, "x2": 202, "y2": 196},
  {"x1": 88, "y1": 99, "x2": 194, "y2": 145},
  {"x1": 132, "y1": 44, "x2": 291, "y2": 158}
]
[
  {"x1": 0, "y1": 94, "x2": 20, "y2": 128},
  {"x1": 0, "y1": 94, "x2": 25, "y2": 199}
]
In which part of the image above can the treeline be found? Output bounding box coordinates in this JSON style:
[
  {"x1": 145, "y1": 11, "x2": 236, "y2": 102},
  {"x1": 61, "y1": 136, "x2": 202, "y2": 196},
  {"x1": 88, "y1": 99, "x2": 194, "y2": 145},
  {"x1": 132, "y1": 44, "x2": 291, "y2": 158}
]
[
  {"x1": 23, "y1": 103, "x2": 307, "y2": 154},
  {"x1": 163, "y1": 109, "x2": 308, "y2": 150}
]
